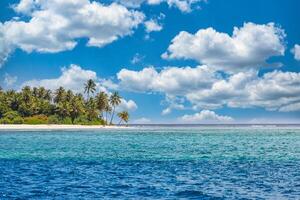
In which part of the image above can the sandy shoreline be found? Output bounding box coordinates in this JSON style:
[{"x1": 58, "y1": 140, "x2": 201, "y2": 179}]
[{"x1": 0, "y1": 124, "x2": 130, "y2": 131}]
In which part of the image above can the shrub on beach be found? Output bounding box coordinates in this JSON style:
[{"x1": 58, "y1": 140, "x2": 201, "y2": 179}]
[
  {"x1": 24, "y1": 115, "x2": 48, "y2": 124},
  {"x1": 0, "y1": 111, "x2": 23, "y2": 124},
  {"x1": 12, "y1": 116, "x2": 24, "y2": 124},
  {"x1": 74, "y1": 115, "x2": 105, "y2": 125},
  {"x1": 47, "y1": 115, "x2": 61, "y2": 124}
]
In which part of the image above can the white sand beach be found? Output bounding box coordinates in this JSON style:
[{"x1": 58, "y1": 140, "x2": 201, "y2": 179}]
[{"x1": 0, "y1": 124, "x2": 130, "y2": 131}]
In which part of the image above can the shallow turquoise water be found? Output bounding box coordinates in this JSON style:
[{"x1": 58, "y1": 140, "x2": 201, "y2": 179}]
[{"x1": 0, "y1": 127, "x2": 300, "y2": 199}]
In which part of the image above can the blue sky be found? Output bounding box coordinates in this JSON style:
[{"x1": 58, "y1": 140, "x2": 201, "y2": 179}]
[{"x1": 0, "y1": 0, "x2": 300, "y2": 123}]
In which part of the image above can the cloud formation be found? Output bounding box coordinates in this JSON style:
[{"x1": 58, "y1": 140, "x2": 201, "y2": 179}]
[
  {"x1": 117, "y1": 65, "x2": 217, "y2": 93},
  {"x1": 22, "y1": 64, "x2": 98, "y2": 93},
  {"x1": 291, "y1": 44, "x2": 300, "y2": 61},
  {"x1": 144, "y1": 19, "x2": 163, "y2": 33},
  {"x1": 4, "y1": 73, "x2": 18, "y2": 87},
  {"x1": 132, "y1": 117, "x2": 151, "y2": 124},
  {"x1": 162, "y1": 23, "x2": 286, "y2": 72},
  {"x1": 179, "y1": 110, "x2": 233, "y2": 123},
  {"x1": 0, "y1": 0, "x2": 144, "y2": 66},
  {"x1": 116, "y1": 65, "x2": 300, "y2": 112},
  {"x1": 117, "y1": 0, "x2": 205, "y2": 12}
]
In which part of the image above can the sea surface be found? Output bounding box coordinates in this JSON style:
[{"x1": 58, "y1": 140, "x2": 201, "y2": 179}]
[{"x1": 0, "y1": 126, "x2": 300, "y2": 199}]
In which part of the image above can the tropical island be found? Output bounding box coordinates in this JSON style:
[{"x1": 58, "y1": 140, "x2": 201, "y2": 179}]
[{"x1": 0, "y1": 79, "x2": 129, "y2": 126}]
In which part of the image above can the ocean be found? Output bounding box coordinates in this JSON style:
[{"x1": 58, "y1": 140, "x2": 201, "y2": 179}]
[{"x1": 0, "y1": 126, "x2": 299, "y2": 199}]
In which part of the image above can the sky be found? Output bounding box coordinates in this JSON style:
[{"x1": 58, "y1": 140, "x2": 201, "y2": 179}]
[{"x1": 0, "y1": 0, "x2": 300, "y2": 124}]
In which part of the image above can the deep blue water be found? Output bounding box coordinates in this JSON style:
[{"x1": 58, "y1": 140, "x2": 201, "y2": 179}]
[{"x1": 0, "y1": 127, "x2": 300, "y2": 199}]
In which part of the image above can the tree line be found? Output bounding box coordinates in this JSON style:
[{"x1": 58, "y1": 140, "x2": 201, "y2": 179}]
[{"x1": 0, "y1": 79, "x2": 129, "y2": 125}]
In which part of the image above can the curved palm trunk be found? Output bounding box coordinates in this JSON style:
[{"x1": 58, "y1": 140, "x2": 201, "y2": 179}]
[
  {"x1": 110, "y1": 106, "x2": 115, "y2": 125},
  {"x1": 105, "y1": 111, "x2": 108, "y2": 125},
  {"x1": 118, "y1": 119, "x2": 122, "y2": 125}
]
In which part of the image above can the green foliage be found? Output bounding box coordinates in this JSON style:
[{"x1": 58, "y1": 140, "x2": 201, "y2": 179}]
[
  {"x1": 73, "y1": 115, "x2": 104, "y2": 125},
  {"x1": 47, "y1": 115, "x2": 61, "y2": 124},
  {"x1": 0, "y1": 118, "x2": 12, "y2": 124},
  {"x1": 0, "y1": 85, "x2": 129, "y2": 125},
  {"x1": 61, "y1": 117, "x2": 73, "y2": 125},
  {"x1": 117, "y1": 111, "x2": 129, "y2": 125},
  {"x1": 3, "y1": 111, "x2": 20, "y2": 120},
  {"x1": 12, "y1": 116, "x2": 24, "y2": 124},
  {"x1": 24, "y1": 115, "x2": 48, "y2": 124},
  {"x1": 0, "y1": 111, "x2": 23, "y2": 124}
]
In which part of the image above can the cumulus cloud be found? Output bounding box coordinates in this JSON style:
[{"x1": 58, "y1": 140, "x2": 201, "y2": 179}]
[
  {"x1": 116, "y1": 65, "x2": 300, "y2": 112},
  {"x1": 0, "y1": 24, "x2": 13, "y2": 67},
  {"x1": 0, "y1": 0, "x2": 144, "y2": 66},
  {"x1": 21, "y1": 64, "x2": 98, "y2": 93},
  {"x1": 13, "y1": 0, "x2": 37, "y2": 14},
  {"x1": 117, "y1": 0, "x2": 205, "y2": 12},
  {"x1": 179, "y1": 110, "x2": 234, "y2": 123},
  {"x1": 116, "y1": 99, "x2": 138, "y2": 112},
  {"x1": 162, "y1": 22, "x2": 286, "y2": 72},
  {"x1": 117, "y1": 65, "x2": 218, "y2": 94},
  {"x1": 131, "y1": 53, "x2": 145, "y2": 64},
  {"x1": 186, "y1": 70, "x2": 300, "y2": 112},
  {"x1": 144, "y1": 19, "x2": 163, "y2": 33},
  {"x1": 291, "y1": 44, "x2": 300, "y2": 61},
  {"x1": 4, "y1": 73, "x2": 18, "y2": 87},
  {"x1": 132, "y1": 117, "x2": 151, "y2": 124}
]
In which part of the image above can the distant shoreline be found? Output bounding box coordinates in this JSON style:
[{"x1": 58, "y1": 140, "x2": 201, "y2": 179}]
[
  {"x1": 1, "y1": 124, "x2": 300, "y2": 131},
  {"x1": 0, "y1": 124, "x2": 129, "y2": 131}
]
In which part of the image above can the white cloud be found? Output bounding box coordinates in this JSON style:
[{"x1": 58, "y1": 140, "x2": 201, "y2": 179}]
[
  {"x1": 21, "y1": 64, "x2": 98, "y2": 93},
  {"x1": 117, "y1": 67, "x2": 158, "y2": 92},
  {"x1": 279, "y1": 102, "x2": 300, "y2": 112},
  {"x1": 117, "y1": 0, "x2": 205, "y2": 12},
  {"x1": 0, "y1": 0, "x2": 144, "y2": 66},
  {"x1": 13, "y1": 0, "x2": 36, "y2": 14},
  {"x1": 163, "y1": 22, "x2": 286, "y2": 72},
  {"x1": 187, "y1": 70, "x2": 300, "y2": 112},
  {"x1": 291, "y1": 44, "x2": 300, "y2": 61},
  {"x1": 132, "y1": 117, "x2": 151, "y2": 124},
  {"x1": 117, "y1": 65, "x2": 217, "y2": 94},
  {"x1": 131, "y1": 53, "x2": 145, "y2": 64},
  {"x1": 162, "y1": 107, "x2": 172, "y2": 115},
  {"x1": 0, "y1": 24, "x2": 13, "y2": 67},
  {"x1": 117, "y1": 65, "x2": 300, "y2": 112},
  {"x1": 161, "y1": 95, "x2": 185, "y2": 115},
  {"x1": 179, "y1": 110, "x2": 234, "y2": 123},
  {"x1": 144, "y1": 19, "x2": 163, "y2": 33},
  {"x1": 116, "y1": 99, "x2": 138, "y2": 112},
  {"x1": 4, "y1": 73, "x2": 18, "y2": 87}
]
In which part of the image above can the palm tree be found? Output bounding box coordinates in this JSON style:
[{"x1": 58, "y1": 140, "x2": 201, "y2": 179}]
[
  {"x1": 117, "y1": 111, "x2": 129, "y2": 125},
  {"x1": 44, "y1": 89, "x2": 52, "y2": 101},
  {"x1": 32, "y1": 87, "x2": 38, "y2": 98},
  {"x1": 85, "y1": 97, "x2": 98, "y2": 121},
  {"x1": 69, "y1": 96, "x2": 85, "y2": 124},
  {"x1": 54, "y1": 87, "x2": 66, "y2": 103},
  {"x1": 37, "y1": 87, "x2": 46, "y2": 99},
  {"x1": 65, "y1": 90, "x2": 74, "y2": 102},
  {"x1": 84, "y1": 79, "x2": 96, "y2": 99},
  {"x1": 96, "y1": 92, "x2": 108, "y2": 119},
  {"x1": 21, "y1": 86, "x2": 32, "y2": 104},
  {"x1": 104, "y1": 103, "x2": 112, "y2": 125},
  {"x1": 109, "y1": 91, "x2": 121, "y2": 124},
  {"x1": 56, "y1": 101, "x2": 70, "y2": 119}
]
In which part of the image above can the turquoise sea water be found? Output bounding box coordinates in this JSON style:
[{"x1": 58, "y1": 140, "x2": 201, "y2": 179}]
[{"x1": 0, "y1": 126, "x2": 300, "y2": 199}]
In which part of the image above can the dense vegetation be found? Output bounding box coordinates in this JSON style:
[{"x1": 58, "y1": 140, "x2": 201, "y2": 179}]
[{"x1": 0, "y1": 79, "x2": 129, "y2": 125}]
